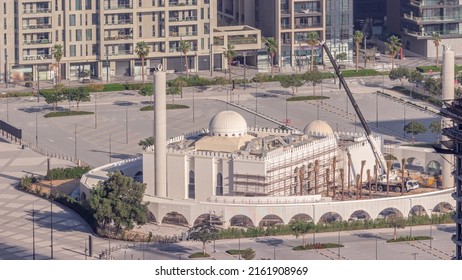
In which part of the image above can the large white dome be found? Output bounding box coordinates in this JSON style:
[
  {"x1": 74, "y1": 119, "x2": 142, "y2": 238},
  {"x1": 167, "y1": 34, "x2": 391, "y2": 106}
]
[
  {"x1": 303, "y1": 120, "x2": 334, "y2": 137},
  {"x1": 209, "y1": 111, "x2": 247, "y2": 137}
]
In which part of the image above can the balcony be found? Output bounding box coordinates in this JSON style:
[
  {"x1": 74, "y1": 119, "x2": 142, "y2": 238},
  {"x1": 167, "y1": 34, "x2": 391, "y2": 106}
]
[
  {"x1": 23, "y1": 54, "x2": 52, "y2": 61},
  {"x1": 104, "y1": 4, "x2": 133, "y2": 10},
  {"x1": 105, "y1": 19, "x2": 133, "y2": 26},
  {"x1": 23, "y1": 39, "x2": 51, "y2": 45},
  {"x1": 228, "y1": 36, "x2": 258, "y2": 46},
  {"x1": 169, "y1": 31, "x2": 197, "y2": 37},
  {"x1": 294, "y1": 23, "x2": 322, "y2": 29},
  {"x1": 108, "y1": 50, "x2": 133, "y2": 56},
  {"x1": 403, "y1": 27, "x2": 462, "y2": 38},
  {"x1": 23, "y1": 24, "x2": 52, "y2": 30},
  {"x1": 403, "y1": 13, "x2": 462, "y2": 24},
  {"x1": 104, "y1": 34, "x2": 133, "y2": 41},
  {"x1": 410, "y1": 0, "x2": 460, "y2": 7},
  {"x1": 23, "y1": 8, "x2": 52, "y2": 14},
  {"x1": 169, "y1": 16, "x2": 197, "y2": 22},
  {"x1": 440, "y1": 100, "x2": 462, "y2": 123},
  {"x1": 168, "y1": 0, "x2": 197, "y2": 6}
]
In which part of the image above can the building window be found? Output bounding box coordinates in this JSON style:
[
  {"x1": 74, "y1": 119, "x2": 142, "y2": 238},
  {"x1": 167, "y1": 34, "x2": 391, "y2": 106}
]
[
  {"x1": 86, "y1": 29, "x2": 92, "y2": 40},
  {"x1": 216, "y1": 173, "x2": 223, "y2": 196},
  {"x1": 76, "y1": 29, "x2": 82, "y2": 41},
  {"x1": 70, "y1": 45, "x2": 76, "y2": 57},
  {"x1": 70, "y1": 14, "x2": 76, "y2": 26},
  {"x1": 188, "y1": 170, "x2": 195, "y2": 199}
]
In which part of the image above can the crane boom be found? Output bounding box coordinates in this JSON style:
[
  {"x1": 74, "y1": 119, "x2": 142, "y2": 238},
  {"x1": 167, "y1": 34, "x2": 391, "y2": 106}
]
[{"x1": 320, "y1": 41, "x2": 387, "y2": 174}]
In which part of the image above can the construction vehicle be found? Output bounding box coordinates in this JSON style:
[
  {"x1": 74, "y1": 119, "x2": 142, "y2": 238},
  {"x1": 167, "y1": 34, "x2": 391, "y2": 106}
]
[
  {"x1": 364, "y1": 176, "x2": 420, "y2": 193},
  {"x1": 320, "y1": 41, "x2": 388, "y2": 174}
]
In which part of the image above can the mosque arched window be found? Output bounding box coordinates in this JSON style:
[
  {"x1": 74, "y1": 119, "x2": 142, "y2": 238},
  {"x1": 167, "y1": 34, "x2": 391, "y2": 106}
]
[
  {"x1": 188, "y1": 170, "x2": 195, "y2": 199},
  {"x1": 216, "y1": 172, "x2": 223, "y2": 195}
]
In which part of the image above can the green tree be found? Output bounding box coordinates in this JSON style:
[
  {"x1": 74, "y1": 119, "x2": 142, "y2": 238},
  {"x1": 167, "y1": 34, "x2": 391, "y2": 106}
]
[
  {"x1": 52, "y1": 44, "x2": 64, "y2": 83},
  {"x1": 388, "y1": 66, "x2": 409, "y2": 86},
  {"x1": 66, "y1": 87, "x2": 90, "y2": 112},
  {"x1": 264, "y1": 37, "x2": 278, "y2": 78},
  {"x1": 353, "y1": 30, "x2": 364, "y2": 72},
  {"x1": 404, "y1": 121, "x2": 427, "y2": 144},
  {"x1": 424, "y1": 76, "x2": 442, "y2": 96},
  {"x1": 386, "y1": 215, "x2": 406, "y2": 240},
  {"x1": 431, "y1": 32, "x2": 441, "y2": 68},
  {"x1": 179, "y1": 40, "x2": 191, "y2": 78},
  {"x1": 87, "y1": 172, "x2": 149, "y2": 233},
  {"x1": 253, "y1": 73, "x2": 268, "y2": 88},
  {"x1": 429, "y1": 120, "x2": 442, "y2": 142},
  {"x1": 385, "y1": 35, "x2": 402, "y2": 70},
  {"x1": 138, "y1": 137, "x2": 154, "y2": 150},
  {"x1": 289, "y1": 220, "x2": 315, "y2": 247},
  {"x1": 335, "y1": 52, "x2": 347, "y2": 62},
  {"x1": 134, "y1": 41, "x2": 150, "y2": 85},
  {"x1": 279, "y1": 74, "x2": 304, "y2": 95},
  {"x1": 42, "y1": 83, "x2": 65, "y2": 111},
  {"x1": 223, "y1": 43, "x2": 237, "y2": 81},
  {"x1": 241, "y1": 248, "x2": 256, "y2": 260},
  {"x1": 304, "y1": 70, "x2": 323, "y2": 95},
  {"x1": 188, "y1": 221, "x2": 219, "y2": 256},
  {"x1": 138, "y1": 84, "x2": 154, "y2": 104},
  {"x1": 167, "y1": 85, "x2": 181, "y2": 103},
  {"x1": 407, "y1": 69, "x2": 423, "y2": 87},
  {"x1": 306, "y1": 32, "x2": 320, "y2": 71}
]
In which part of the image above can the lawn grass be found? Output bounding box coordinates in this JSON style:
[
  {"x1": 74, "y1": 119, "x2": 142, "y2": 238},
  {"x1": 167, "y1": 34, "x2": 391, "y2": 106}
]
[
  {"x1": 386, "y1": 236, "x2": 432, "y2": 243},
  {"x1": 226, "y1": 249, "x2": 243, "y2": 255},
  {"x1": 189, "y1": 252, "x2": 210, "y2": 258},
  {"x1": 287, "y1": 96, "x2": 329, "y2": 102},
  {"x1": 292, "y1": 243, "x2": 344, "y2": 251},
  {"x1": 140, "y1": 104, "x2": 190, "y2": 111},
  {"x1": 44, "y1": 111, "x2": 94, "y2": 118},
  {"x1": 341, "y1": 69, "x2": 380, "y2": 77}
]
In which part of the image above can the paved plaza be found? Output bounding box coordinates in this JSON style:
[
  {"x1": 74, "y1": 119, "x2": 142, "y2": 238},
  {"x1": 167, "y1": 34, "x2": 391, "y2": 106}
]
[{"x1": 0, "y1": 65, "x2": 455, "y2": 260}]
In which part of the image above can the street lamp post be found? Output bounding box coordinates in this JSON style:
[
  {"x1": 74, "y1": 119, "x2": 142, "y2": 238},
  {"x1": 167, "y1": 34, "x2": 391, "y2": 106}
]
[
  {"x1": 238, "y1": 233, "x2": 241, "y2": 260},
  {"x1": 429, "y1": 210, "x2": 433, "y2": 250},
  {"x1": 312, "y1": 204, "x2": 316, "y2": 243},
  {"x1": 6, "y1": 97, "x2": 9, "y2": 123},
  {"x1": 243, "y1": 53, "x2": 247, "y2": 90},
  {"x1": 94, "y1": 94, "x2": 97, "y2": 129},
  {"x1": 5, "y1": 53, "x2": 8, "y2": 88},
  {"x1": 109, "y1": 133, "x2": 112, "y2": 163},
  {"x1": 254, "y1": 85, "x2": 258, "y2": 127},
  {"x1": 338, "y1": 229, "x2": 341, "y2": 259},
  {"x1": 106, "y1": 52, "x2": 109, "y2": 83},
  {"x1": 35, "y1": 113, "x2": 38, "y2": 147},
  {"x1": 409, "y1": 199, "x2": 413, "y2": 237},
  {"x1": 37, "y1": 66, "x2": 40, "y2": 102},
  {"x1": 273, "y1": 245, "x2": 276, "y2": 260},
  {"x1": 363, "y1": 36, "x2": 367, "y2": 68},
  {"x1": 125, "y1": 108, "x2": 128, "y2": 144},
  {"x1": 50, "y1": 180, "x2": 54, "y2": 260},
  {"x1": 403, "y1": 102, "x2": 407, "y2": 138},
  {"x1": 32, "y1": 204, "x2": 36, "y2": 260},
  {"x1": 375, "y1": 235, "x2": 378, "y2": 260},
  {"x1": 74, "y1": 124, "x2": 77, "y2": 161}
]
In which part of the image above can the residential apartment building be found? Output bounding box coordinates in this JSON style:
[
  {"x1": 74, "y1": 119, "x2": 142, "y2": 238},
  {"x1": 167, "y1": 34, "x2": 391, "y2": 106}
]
[
  {"x1": 401, "y1": 0, "x2": 462, "y2": 56},
  {"x1": 5, "y1": 0, "x2": 260, "y2": 83},
  {"x1": 218, "y1": 0, "x2": 353, "y2": 70}
]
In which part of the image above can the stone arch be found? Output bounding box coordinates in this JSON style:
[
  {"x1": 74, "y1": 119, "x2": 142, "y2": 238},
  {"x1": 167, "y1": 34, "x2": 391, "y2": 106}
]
[
  {"x1": 432, "y1": 202, "x2": 454, "y2": 214},
  {"x1": 259, "y1": 214, "x2": 284, "y2": 227},
  {"x1": 426, "y1": 160, "x2": 441, "y2": 176},
  {"x1": 377, "y1": 207, "x2": 403, "y2": 219},
  {"x1": 319, "y1": 212, "x2": 342, "y2": 223},
  {"x1": 147, "y1": 211, "x2": 157, "y2": 223},
  {"x1": 409, "y1": 205, "x2": 427, "y2": 217},
  {"x1": 229, "y1": 215, "x2": 254, "y2": 227},
  {"x1": 348, "y1": 210, "x2": 371, "y2": 221},
  {"x1": 405, "y1": 157, "x2": 424, "y2": 173},
  {"x1": 193, "y1": 213, "x2": 223, "y2": 226},
  {"x1": 161, "y1": 212, "x2": 189, "y2": 227},
  {"x1": 289, "y1": 213, "x2": 313, "y2": 223}
]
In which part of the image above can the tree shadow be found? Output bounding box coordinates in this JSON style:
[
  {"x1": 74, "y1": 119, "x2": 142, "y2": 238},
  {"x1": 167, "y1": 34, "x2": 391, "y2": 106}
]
[
  {"x1": 267, "y1": 89, "x2": 291, "y2": 96},
  {"x1": 151, "y1": 242, "x2": 192, "y2": 254},
  {"x1": 24, "y1": 208, "x2": 92, "y2": 235},
  {"x1": 254, "y1": 237, "x2": 284, "y2": 246},
  {"x1": 89, "y1": 149, "x2": 133, "y2": 161},
  {"x1": 436, "y1": 224, "x2": 456, "y2": 233},
  {"x1": 251, "y1": 92, "x2": 278, "y2": 98},
  {"x1": 113, "y1": 101, "x2": 138, "y2": 106},
  {"x1": 0, "y1": 242, "x2": 50, "y2": 260}
]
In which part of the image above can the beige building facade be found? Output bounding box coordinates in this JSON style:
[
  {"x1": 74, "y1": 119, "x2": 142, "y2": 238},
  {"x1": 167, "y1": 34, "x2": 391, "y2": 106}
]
[{"x1": 4, "y1": 0, "x2": 260, "y2": 83}]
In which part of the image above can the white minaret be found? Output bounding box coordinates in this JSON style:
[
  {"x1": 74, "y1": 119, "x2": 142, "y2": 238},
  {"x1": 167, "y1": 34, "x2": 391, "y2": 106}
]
[
  {"x1": 154, "y1": 71, "x2": 167, "y2": 197},
  {"x1": 441, "y1": 46, "x2": 454, "y2": 189}
]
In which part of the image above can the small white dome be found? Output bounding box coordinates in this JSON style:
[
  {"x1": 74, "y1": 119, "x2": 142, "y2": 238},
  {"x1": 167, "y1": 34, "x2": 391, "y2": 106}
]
[
  {"x1": 209, "y1": 111, "x2": 247, "y2": 137},
  {"x1": 303, "y1": 120, "x2": 334, "y2": 137}
]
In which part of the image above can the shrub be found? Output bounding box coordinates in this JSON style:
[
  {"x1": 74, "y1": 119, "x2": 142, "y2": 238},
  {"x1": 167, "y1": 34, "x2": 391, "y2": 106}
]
[
  {"x1": 46, "y1": 166, "x2": 92, "y2": 180},
  {"x1": 287, "y1": 96, "x2": 329, "y2": 101},
  {"x1": 416, "y1": 66, "x2": 441, "y2": 73},
  {"x1": 0, "y1": 91, "x2": 35, "y2": 98},
  {"x1": 44, "y1": 111, "x2": 94, "y2": 118},
  {"x1": 386, "y1": 236, "x2": 432, "y2": 243},
  {"x1": 341, "y1": 69, "x2": 380, "y2": 77},
  {"x1": 124, "y1": 83, "x2": 144, "y2": 90},
  {"x1": 86, "y1": 83, "x2": 105, "y2": 92},
  {"x1": 241, "y1": 248, "x2": 256, "y2": 260},
  {"x1": 102, "y1": 84, "x2": 126, "y2": 92},
  {"x1": 189, "y1": 252, "x2": 210, "y2": 258},
  {"x1": 19, "y1": 176, "x2": 33, "y2": 190}
]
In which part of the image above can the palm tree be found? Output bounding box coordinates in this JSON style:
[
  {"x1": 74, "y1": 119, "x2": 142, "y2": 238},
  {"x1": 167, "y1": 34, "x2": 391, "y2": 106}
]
[
  {"x1": 385, "y1": 35, "x2": 402, "y2": 70},
  {"x1": 314, "y1": 159, "x2": 319, "y2": 194},
  {"x1": 332, "y1": 156, "x2": 337, "y2": 199},
  {"x1": 179, "y1": 40, "x2": 191, "y2": 78},
  {"x1": 431, "y1": 32, "x2": 441, "y2": 68},
  {"x1": 52, "y1": 44, "x2": 64, "y2": 82},
  {"x1": 134, "y1": 41, "x2": 150, "y2": 84},
  {"x1": 264, "y1": 37, "x2": 278, "y2": 78},
  {"x1": 353, "y1": 31, "x2": 364, "y2": 72},
  {"x1": 223, "y1": 43, "x2": 237, "y2": 81},
  {"x1": 306, "y1": 32, "x2": 319, "y2": 71}
]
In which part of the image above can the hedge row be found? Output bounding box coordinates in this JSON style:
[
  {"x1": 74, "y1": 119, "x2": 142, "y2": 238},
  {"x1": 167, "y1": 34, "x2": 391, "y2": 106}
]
[
  {"x1": 46, "y1": 166, "x2": 92, "y2": 180},
  {"x1": 0, "y1": 92, "x2": 35, "y2": 98},
  {"x1": 392, "y1": 86, "x2": 443, "y2": 107},
  {"x1": 216, "y1": 212, "x2": 453, "y2": 240}
]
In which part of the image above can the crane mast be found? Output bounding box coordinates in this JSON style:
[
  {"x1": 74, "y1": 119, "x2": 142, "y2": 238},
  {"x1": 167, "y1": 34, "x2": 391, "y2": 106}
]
[{"x1": 319, "y1": 41, "x2": 388, "y2": 174}]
